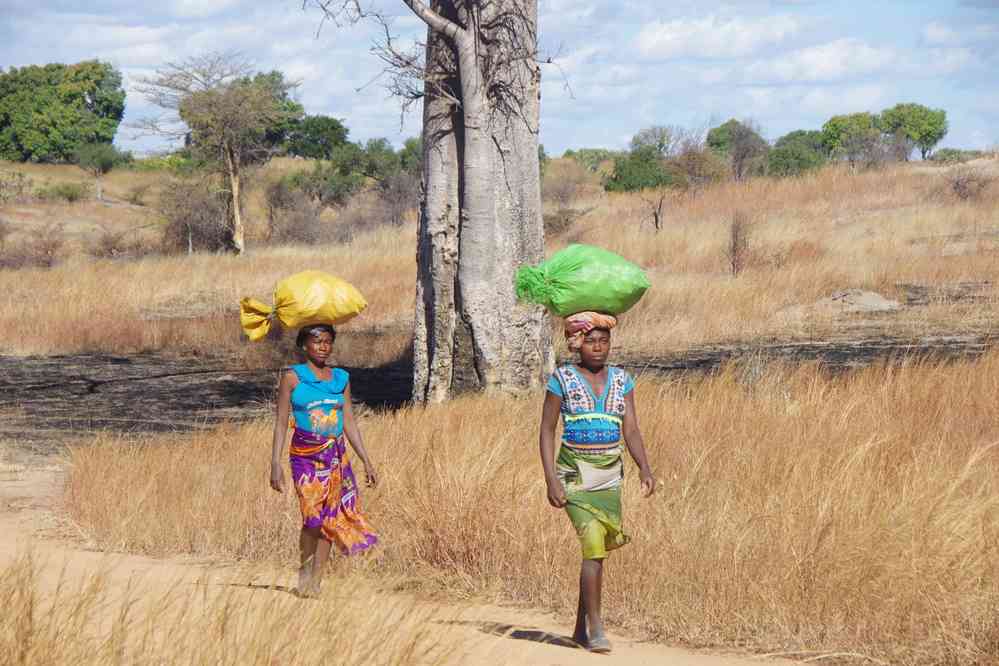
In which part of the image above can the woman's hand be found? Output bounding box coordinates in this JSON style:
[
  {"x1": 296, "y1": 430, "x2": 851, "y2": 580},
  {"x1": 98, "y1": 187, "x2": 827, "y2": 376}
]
[
  {"x1": 363, "y1": 461, "x2": 379, "y2": 487},
  {"x1": 546, "y1": 476, "x2": 567, "y2": 508},
  {"x1": 640, "y1": 468, "x2": 656, "y2": 497},
  {"x1": 270, "y1": 461, "x2": 286, "y2": 493}
]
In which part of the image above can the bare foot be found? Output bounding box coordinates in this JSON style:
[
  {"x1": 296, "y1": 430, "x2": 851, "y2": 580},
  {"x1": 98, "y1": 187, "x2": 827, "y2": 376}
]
[
  {"x1": 587, "y1": 635, "x2": 612, "y2": 654},
  {"x1": 296, "y1": 562, "x2": 313, "y2": 597}
]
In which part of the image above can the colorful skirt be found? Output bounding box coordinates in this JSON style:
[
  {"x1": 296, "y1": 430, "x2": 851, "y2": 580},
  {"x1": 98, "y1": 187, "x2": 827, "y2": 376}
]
[
  {"x1": 289, "y1": 428, "x2": 378, "y2": 556},
  {"x1": 556, "y1": 442, "x2": 629, "y2": 560}
]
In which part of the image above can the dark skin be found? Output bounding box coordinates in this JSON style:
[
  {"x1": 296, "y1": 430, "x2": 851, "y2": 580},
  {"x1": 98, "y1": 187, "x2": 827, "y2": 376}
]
[
  {"x1": 269, "y1": 330, "x2": 378, "y2": 596},
  {"x1": 539, "y1": 328, "x2": 655, "y2": 649}
]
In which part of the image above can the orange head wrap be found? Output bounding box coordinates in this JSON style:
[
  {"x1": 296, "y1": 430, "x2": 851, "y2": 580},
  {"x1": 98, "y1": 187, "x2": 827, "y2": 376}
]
[{"x1": 564, "y1": 311, "x2": 618, "y2": 352}]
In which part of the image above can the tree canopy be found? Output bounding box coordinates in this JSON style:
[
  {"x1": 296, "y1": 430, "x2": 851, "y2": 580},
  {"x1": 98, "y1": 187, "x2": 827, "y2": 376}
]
[
  {"x1": 768, "y1": 130, "x2": 827, "y2": 176},
  {"x1": 285, "y1": 114, "x2": 349, "y2": 159},
  {"x1": 604, "y1": 145, "x2": 673, "y2": 192},
  {"x1": 0, "y1": 61, "x2": 125, "y2": 162},
  {"x1": 878, "y1": 103, "x2": 947, "y2": 160},
  {"x1": 707, "y1": 119, "x2": 768, "y2": 180}
]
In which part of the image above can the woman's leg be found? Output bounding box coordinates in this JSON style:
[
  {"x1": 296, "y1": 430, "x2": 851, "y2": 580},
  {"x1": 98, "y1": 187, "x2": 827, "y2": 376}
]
[
  {"x1": 573, "y1": 567, "x2": 588, "y2": 644},
  {"x1": 309, "y1": 536, "x2": 333, "y2": 593},
  {"x1": 298, "y1": 527, "x2": 320, "y2": 595},
  {"x1": 581, "y1": 558, "x2": 608, "y2": 647}
]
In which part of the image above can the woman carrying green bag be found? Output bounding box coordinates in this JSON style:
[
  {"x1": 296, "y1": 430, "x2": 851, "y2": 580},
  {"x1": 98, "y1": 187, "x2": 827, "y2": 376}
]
[{"x1": 538, "y1": 311, "x2": 655, "y2": 654}]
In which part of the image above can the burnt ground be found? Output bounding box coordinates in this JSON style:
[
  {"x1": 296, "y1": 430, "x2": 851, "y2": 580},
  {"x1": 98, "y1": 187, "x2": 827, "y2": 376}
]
[{"x1": 3, "y1": 328, "x2": 998, "y2": 453}]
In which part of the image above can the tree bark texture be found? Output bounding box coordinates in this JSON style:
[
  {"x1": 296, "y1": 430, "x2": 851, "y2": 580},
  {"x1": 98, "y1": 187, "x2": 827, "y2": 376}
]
[
  {"x1": 411, "y1": 0, "x2": 552, "y2": 402},
  {"x1": 223, "y1": 143, "x2": 245, "y2": 254}
]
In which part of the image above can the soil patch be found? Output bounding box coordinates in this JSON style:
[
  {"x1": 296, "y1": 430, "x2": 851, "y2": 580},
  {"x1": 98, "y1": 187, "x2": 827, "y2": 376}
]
[{"x1": 4, "y1": 329, "x2": 999, "y2": 452}]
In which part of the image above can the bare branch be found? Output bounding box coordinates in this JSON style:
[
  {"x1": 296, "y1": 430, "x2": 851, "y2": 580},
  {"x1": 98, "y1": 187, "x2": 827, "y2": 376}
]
[{"x1": 401, "y1": 0, "x2": 466, "y2": 42}]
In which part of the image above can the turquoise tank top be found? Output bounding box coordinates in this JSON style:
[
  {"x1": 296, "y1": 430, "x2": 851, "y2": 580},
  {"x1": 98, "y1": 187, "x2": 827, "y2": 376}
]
[{"x1": 290, "y1": 364, "x2": 349, "y2": 437}]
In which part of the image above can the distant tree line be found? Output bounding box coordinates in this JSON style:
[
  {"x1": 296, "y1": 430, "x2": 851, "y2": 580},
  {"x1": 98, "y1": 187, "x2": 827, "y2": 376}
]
[{"x1": 585, "y1": 102, "x2": 951, "y2": 194}]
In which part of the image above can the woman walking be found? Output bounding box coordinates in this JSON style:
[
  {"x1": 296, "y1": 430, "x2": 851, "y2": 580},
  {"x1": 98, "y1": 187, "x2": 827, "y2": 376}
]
[
  {"x1": 539, "y1": 312, "x2": 655, "y2": 653},
  {"x1": 269, "y1": 323, "x2": 379, "y2": 597}
]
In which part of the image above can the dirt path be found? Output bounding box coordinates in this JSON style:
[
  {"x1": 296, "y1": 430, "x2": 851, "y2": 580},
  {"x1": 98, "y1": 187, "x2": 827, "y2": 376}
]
[{"x1": 0, "y1": 455, "x2": 789, "y2": 665}]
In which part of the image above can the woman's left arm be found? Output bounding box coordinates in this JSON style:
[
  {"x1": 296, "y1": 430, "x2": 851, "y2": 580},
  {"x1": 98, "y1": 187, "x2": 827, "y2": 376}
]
[
  {"x1": 342, "y1": 382, "x2": 378, "y2": 487},
  {"x1": 622, "y1": 390, "x2": 655, "y2": 497}
]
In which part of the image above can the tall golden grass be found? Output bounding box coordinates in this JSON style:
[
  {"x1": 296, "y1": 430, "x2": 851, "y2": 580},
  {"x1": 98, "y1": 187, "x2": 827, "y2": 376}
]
[
  {"x1": 67, "y1": 353, "x2": 999, "y2": 664},
  {"x1": 2, "y1": 159, "x2": 997, "y2": 357},
  {"x1": 0, "y1": 551, "x2": 453, "y2": 664}
]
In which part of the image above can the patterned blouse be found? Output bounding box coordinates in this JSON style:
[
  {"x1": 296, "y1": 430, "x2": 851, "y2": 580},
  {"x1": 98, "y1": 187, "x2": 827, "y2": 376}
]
[{"x1": 546, "y1": 365, "x2": 635, "y2": 448}]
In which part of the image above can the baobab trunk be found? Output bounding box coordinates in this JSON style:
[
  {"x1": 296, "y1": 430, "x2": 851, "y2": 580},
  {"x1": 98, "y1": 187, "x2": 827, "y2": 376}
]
[{"x1": 411, "y1": 0, "x2": 552, "y2": 402}]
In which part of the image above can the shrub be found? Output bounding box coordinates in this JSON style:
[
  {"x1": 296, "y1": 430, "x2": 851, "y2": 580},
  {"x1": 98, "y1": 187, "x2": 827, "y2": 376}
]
[
  {"x1": 125, "y1": 183, "x2": 152, "y2": 206},
  {"x1": 930, "y1": 148, "x2": 986, "y2": 164},
  {"x1": 543, "y1": 209, "x2": 578, "y2": 237},
  {"x1": 0, "y1": 222, "x2": 64, "y2": 269},
  {"x1": 566, "y1": 148, "x2": 620, "y2": 173},
  {"x1": 86, "y1": 224, "x2": 150, "y2": 260},
  {"x1": 542, "y1": 159, "x2": 592, "y2": 208},
  {"x1": 665, "y1": 146, "x2": 729, "y2": 191},
  {"x1": 769, "y1": 130, "x2": 827, "y2": 177},
  {"x1": 158, "y1": 179, "x2": 229, "y2": 254},
  {"x1": 35, "y1": 181, "x2": 91, "y2": 203},
  {"x1": 946, "y1": 167, "x2": 994, "y2": 201},
  {"x1": 0, "y1": 217, "x2": 11, "y2": 252},
  {"x1": 0, "y1": 171, "x2": 33, "y2": 204},
  {"x1": 131, "y1": 153, "x2": 198, "y2": 174},
  {"x1": 604, "y1": 146, "x2": 674, "y2": 192},
  {"x1": 725, "y1": 211, "x2": 751, "y2": 276}
]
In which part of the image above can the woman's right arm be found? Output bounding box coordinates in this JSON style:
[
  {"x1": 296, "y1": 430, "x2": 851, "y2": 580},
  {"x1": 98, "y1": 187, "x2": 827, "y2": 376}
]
[
  {"x1": 269, "y1": 370, "x2": 296, "y2": 493},
  {"x1": 539, "y1": 391, "x2": 566, "y2": 508}
]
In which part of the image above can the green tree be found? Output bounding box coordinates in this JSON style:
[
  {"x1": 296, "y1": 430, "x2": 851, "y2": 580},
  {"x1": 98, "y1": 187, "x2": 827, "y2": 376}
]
[
  {"x1": 0, "y1": 61, "x2": 125, "y2": 162},
  {"x1": 768, "y1": 130, "x2": 827, "y2": 177},
  {"x1": 604, "y1": 145, "x2": 673, "y2": 192},
  {"x1": 630, "y1": 125, "x2": 677, "y2": 159},
  {"x1": 878, "y1": 103, "x2": 948, "y2": 160},
  {"x1": 74, "y1": 142, "x2": 126, "y2": 201},
  {"x1": 707, "y1": 119, "x2": 768, "y2": 180},
  {"x1": 286, "y1": 115, "x2": 349, "y2": 159},
  {"x1": 136, "y1": 53, "x2": 303, "y2": 253},
  {"x1": 821, "y1": 112, "x2": 885, "y2": 166},
  {"x1": 398, "y1": 137, "x2": 422, "y2": 174}
]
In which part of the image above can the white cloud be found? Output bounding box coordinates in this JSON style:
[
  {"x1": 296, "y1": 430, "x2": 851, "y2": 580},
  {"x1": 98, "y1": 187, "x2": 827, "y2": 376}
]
[
  {"x1": 635, "y1": 14, "x2": 802, "y2": 60},
  {"x1": 169, "y1": 0, "x2": 244, "y2": 19},
  {"x1": 741, "y1": 38, "x2": 896, "y2": 84},
  {"x1": 922, "y1": 20, "x2": 999, "y2": 46}
]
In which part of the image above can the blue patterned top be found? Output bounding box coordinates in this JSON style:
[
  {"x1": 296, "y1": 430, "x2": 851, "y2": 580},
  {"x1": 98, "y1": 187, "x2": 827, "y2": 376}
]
[
  {"x1": 290, "y1": 364, "x2": 349, "y2": 436},
  {"x1": 547, "y1": 365, "x2": 635, "y2": 446}
]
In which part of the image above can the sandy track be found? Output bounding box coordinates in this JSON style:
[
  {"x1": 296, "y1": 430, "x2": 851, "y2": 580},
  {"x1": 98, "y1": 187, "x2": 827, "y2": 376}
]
[{"x1": 0, "y1": 456, "x2": 788, "y2": 665}]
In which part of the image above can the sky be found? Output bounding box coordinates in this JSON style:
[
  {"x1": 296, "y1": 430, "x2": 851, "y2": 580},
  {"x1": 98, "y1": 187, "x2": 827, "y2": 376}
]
[{"x1": 1, "y1": 0, "x2": 997, "y2": 155}]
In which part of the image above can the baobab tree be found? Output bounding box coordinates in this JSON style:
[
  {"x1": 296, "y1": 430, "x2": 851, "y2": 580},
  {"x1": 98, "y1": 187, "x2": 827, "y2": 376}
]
[{"x1": 312, "y1": 1, "x2": 552, "y2": 402}]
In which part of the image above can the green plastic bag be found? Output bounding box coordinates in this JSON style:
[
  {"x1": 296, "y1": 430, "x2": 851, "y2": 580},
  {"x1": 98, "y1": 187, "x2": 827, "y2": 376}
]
[{"x1": 515, "y1": 244, "x2": 651, "y2": 316}]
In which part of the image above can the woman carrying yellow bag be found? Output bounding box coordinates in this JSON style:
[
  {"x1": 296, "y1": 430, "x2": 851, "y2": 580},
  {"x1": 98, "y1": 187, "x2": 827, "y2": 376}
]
[{"x1": 241, "y1": 271, "x2": 378, "y2": 598}]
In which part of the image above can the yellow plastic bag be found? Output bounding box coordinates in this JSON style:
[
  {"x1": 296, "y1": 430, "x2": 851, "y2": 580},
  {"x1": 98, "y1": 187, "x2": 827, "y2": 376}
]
[{"x1": 240, "y1": 270, "x2": 367, "y2": 341}]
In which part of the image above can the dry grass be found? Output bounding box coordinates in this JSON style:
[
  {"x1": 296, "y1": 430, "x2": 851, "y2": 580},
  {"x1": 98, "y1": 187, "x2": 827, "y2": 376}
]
[
  {"x1": 67, "y1": 353, "x2": 999, "y2": 664},
  {"x1": 0, "y1": 551, "x2": 452, "y2": 665},
  {"x1": 564, "y1": 163, "x2": 999, "y2": 354},
  {"x1": 2, "y1": 159, "x2": 998, "y2": 358},
  {"x1": 0, "y1": 224, "x2": 415, "y2": 360}
]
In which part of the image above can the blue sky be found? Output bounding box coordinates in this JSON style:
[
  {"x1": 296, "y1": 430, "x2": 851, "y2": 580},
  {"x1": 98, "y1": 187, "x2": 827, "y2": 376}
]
[{"x1": 1, "y1": 0, "x2": 996, "y2": 155}]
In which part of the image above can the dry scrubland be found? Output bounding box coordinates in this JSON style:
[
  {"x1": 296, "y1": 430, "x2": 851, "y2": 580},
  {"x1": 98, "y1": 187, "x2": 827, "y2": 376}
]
[
  {"x1": 68, "y1": 354, "x2": 999, "y2": 665},
  {"x1": 1, "y1": 158, "x2": 997, "y2": 358},
  {"x1": 0, "y1": 552, "x2": 450, "y2": 664}
]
